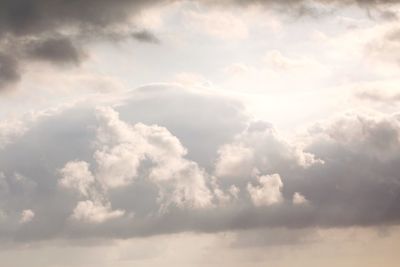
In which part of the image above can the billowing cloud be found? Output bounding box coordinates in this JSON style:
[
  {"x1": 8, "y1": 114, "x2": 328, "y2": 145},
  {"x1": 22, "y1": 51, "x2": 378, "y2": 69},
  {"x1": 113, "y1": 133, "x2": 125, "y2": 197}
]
[
  {"x1": 215, "y1": 120, "x2": 322, "y2": 179},
  {"x1": 71, "y1": 200, "x2": 125, "y2": 223},
  {"x1": 247, "y1": 173, "x2": 284, "y2": 206},
  {"x1": 0, "y1": 85, "x2": 399, "y2": 244},
  {"x1": 292, "y1": 192, "x2": 308, "y2": 205},
  {"x1": 19, "y1": 209, "x2": 35, "y2": 224}
]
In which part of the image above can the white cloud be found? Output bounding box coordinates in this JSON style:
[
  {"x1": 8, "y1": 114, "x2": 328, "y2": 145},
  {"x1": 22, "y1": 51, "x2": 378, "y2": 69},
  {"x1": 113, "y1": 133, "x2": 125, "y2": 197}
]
[
  {"x1": 1, "y1": 85, "x2": 400, "y2": 241},
  {"x1": 60, "y1": 105, "x2": 213, "y2": 213},
  {"x1": 309, "y1": 111, "x2": 400, "y2": 161},
  {"x1": 215, "y1": 144, "x2": 254, "y2": 178},
  {"x1": 95, "y1": 106, "x2": 213, "y2": 209},
  {"x1": 215, "y1": 121, "x2": 322, "y2": 179},
  {"x1": 72, "y1": 200, "x2": 125, "y2": 224},
  {"x1": 247, "y1": 173, "x2": 283, "y2": 207},
  {"x1": 292, "y1": 192, "x2": 308, "y2": 205},
  {"x1": 20, "y1": 209, "x2": 35, "y2": 224},
  {"x1": 59, "y1": 161, "x2": 95, "y2": 198},
  {"x1": 0, "y1": 118, "x2": 28, "y2": 149}
]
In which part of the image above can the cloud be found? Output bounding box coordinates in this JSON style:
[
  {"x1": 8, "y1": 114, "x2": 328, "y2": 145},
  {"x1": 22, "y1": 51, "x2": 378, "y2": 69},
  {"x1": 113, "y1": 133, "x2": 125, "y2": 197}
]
[
  {"x1": 132, "y1": 30, "x2": 161, "y2": 43},
  {"x1": 89, "y1": 106, "x2": 213, "y2": 209},
  {"x1": 247, "y1": 173, "x2": 284, "y2": 206},
  {"x1": 0, "y1": 0, "x2": 397, "y2": 90},
  {"x1": 0, "y1": 85, "x2": 400, "y2": 243},
  {"x1": 0, "y1": 0, "x2": 159, "y2": 37},
  {"x1": 366, "y1": 27, "x2": 400, "y2": 64},
  {"x1": 59, "y1": 161, "x2": 96, "y2": 198},
  {"x1": 0, "y1": 52, "x2": 20, "y2": 90},
  {"x1": 0, "y1": 117, "x2": 27, "y2": 148},
  {"x1": 215, "y1": 120, "x2": 322, "y2": 179},
  {"x1": 0, "y1": 0, "x2": 165, "y2": 90},
  {"x1": 292, "y1": 192, "x2": 308, "y2": 205},
  {"x1": 25, "y1": 37, "x2": 84, "y2": 65},
  {"x1": 19, "y1": 209, "x2": 34, "y2": 224},
  {"x1": 355, "y1": 87, "x2": 400, "y2": 104},
  {"x1": 71, "y1": 200, "x2": 125, "y2": 224},
  {"x1": 203, "y1": 0, "x2": 400, "y2": 19},
  {"x1": 214, "y1": 0, "x2": 400, "y2": 8}
]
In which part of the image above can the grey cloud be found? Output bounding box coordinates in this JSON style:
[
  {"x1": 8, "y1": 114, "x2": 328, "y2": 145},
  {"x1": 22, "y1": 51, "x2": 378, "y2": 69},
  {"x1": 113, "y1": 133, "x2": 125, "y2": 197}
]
[
  {"x1": 0, "y1": 52, "x2": 20, "y2": 90},
  {"x1": 205, "y1": 0, "x2": 400, "y2": 19},
  {"x1": 25, "y1": 37, "x2": 84, "y2": 65},
  {"x1": 132, "y1": 30, "x2": 161, "y2": 44},
  {"x1": 0, "y1": 85, "x2": 400, "y2": 243},
  {"x1": 0, "y1": 0, "x2": 395, "y2": 41},
  {"x1": 0, "y1": 0, "x2": 166, "y2": 89},
  {"x1": 379, "y1": 9, "x2": 398, "y2": 20},
  {"x1": 0, "y1": 0, "x2": 161, "y2": 37},
  {"x1": 355, "y1": 88, "x2": 400, "y2": 104},
  {"x1": 206, "y1": 0, "x2": 400, "y2": 13},
  {"x1": 219, "y1": 0, "x2": 400, "y2": 6}
]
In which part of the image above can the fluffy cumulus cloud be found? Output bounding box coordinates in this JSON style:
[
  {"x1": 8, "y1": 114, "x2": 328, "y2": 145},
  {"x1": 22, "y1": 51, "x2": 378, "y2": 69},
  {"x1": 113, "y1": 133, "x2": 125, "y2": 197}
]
[
  {"x1": 247, "y1": 173, "x2": 284, "y2": 206},
  {"x1": 19, "y1": 209, "x2": 35, "y2": 224},
  {"x1": 0, "y1": 85, "x2": 399, "y2": 244},
  {"x1": 215, "y1": 120, "x2": 322, "y2": 179},
  {"x1": 292, "y1": 192, "x2": 308, "y2": 205},
  {"x1": 63, "y1": 106, "x2": 214, "y2": 211},
  {"x1": 71, "y1": 200, "x2": 125, "y2": 224}
]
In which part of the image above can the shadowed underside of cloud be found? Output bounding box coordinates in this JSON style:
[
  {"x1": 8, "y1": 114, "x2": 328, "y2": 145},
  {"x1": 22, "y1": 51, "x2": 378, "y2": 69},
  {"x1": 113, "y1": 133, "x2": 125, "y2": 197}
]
[
  {"x1": 132, "y1": 30, "x2": 161, "y2": 44},
  {"x1": 24, "y1": 37, "x2": 84, "y2": 65},
  {"x1": 0, "y1": 52, "x2": 20, "y2": 90},
  {"x1": 0, "y1": 85, "x2": 399, "y2": 243}
]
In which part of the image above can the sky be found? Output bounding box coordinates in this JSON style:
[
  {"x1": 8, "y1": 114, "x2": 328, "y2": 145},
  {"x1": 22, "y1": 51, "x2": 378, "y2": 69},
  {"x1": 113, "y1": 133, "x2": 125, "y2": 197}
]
[{"x1": 0, "y1": 0, "x2": 400, "y2": 266}]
